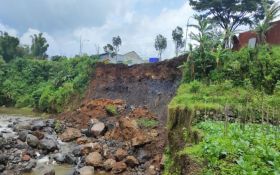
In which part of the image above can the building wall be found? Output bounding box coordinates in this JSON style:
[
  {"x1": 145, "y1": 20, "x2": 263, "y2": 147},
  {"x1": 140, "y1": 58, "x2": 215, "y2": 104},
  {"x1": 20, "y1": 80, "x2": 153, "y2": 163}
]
[{"x1": 238, "y1": 20, "x2": 280, "y2": 48}]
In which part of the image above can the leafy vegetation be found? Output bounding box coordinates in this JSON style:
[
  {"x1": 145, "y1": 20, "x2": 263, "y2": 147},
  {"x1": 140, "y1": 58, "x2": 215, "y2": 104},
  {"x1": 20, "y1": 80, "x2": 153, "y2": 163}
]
[
  {"x1": 0, "y1": 56, "x2": 97, "y2": 113},
  {"x1": 182, "y1": 121, "x2": 280, "y2": 175},
  {"x1": 105, "y1": 105, "x2": 118, "y2": 116},
  {"x1": 167, "y1": 2, "x2": 280, "y2": 174},
  {"x1": 137, "y1": 118, "x2": 158, "y2": 128},
  {"x1": 189, "y1": 0, "x2": 274, "y2": 48}
]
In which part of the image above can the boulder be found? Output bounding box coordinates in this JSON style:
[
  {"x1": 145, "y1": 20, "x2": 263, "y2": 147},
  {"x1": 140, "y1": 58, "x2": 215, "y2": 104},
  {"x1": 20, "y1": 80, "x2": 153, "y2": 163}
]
[
  {"x1": 65, "y1": 154, "x2": 76, "y2": 164},
  {"x1": 137, "y1": 149, "x2": 151, "y2": 164},
  {"x1": 112, "y1": 162, "x2": 127, "y2": 174},
  {"x1": 46, "y1": 119, "x2": 55, "y2": 128},
  {"x1": 78, "y1": 166, "x2": 95, "y2": 175},
  {"x1": 14, "y1": 121, "x2": 32, "y2": 131},
  {"x1": 0, "y1": 155, "x2": 8, "y2": 165},
  {"x1": 0, "y1": 164, "x2": 5, "y2": 172},
  {"x1": 85, "y1": 152, "x2": 103, "y2": 167},
  {"x1": 53, "y1": 153, "x2": 65, "y2": 163},
  {"x1": 32, "y1": 131, "x2": 44, "y2": 140},
  {"x1": 26, "y1": 134, "x2": 39, "y2": 148},
  {"x1": 81, "y1": 143, "x2": 102, "y2": 155},
  {"x1": 90, "y1": 122, "x2": 106, "y2": 137},
  {"x1": 76, "y1": 137, "x2": 90, "y2": 145},
  {"x1": 31, "y1": 120, "x2": 46, "y2": 130},
  {"x1": 103, "y1": 158, "x2": 116, "y2": 171},
  {"x1": 115, "y1": 148, "x2": 128, "y2": 161},
  {"x1": 21, "y1": 159, "x2": 37, "y2": 172},
  {"x1": 18, "y1": 130, "x2": 28, "y2": 142},
  {"x1": 21, "y1": 154, "x2": 31, "y2": 161},
  {"x1": 131, "y1": 133, "x2": 151, "y2": 147},
  {"x1": 39, "y1": 138, "x2": 58, "y2": 152},
  {"x1": 125, "y1": 156, "x2": 139, "y2": 167},
  {"x1": 60, "y1": 128, "x2": 82, "y2": 142}
]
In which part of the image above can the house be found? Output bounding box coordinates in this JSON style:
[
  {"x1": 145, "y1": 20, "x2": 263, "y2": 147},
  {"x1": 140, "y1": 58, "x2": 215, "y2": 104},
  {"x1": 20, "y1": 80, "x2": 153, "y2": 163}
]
[
  {"x1": 98, "y1": 51, "x2": 144, "y2": 65},
  {"x1": 237, "y1": 20, "x2": 280, "y2": 49}
]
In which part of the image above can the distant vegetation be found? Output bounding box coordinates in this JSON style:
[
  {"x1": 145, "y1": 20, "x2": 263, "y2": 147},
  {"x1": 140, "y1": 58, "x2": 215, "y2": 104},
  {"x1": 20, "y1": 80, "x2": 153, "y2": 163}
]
[{"x1": 0, "y1": 56, "x2": 97, "y2": 113}]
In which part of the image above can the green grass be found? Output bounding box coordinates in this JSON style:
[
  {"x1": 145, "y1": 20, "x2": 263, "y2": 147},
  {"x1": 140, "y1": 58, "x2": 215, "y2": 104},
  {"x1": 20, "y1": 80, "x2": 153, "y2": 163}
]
[
  {"x1": 181, "y1": 121, "x2": 280, "y2": 175},
  {"x1": 137, "y1": 118, "x2": 158, "y2": 128},
  {"x1": 105, "y1": 105, "x2": 118, "y2": 116},
  {"x1": 169, "y1": 80, "x2": 280, "y2": 114}
]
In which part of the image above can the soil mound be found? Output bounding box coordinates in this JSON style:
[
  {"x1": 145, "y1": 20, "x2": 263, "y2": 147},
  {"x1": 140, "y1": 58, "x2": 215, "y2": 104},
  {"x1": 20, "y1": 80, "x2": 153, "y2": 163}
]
[
  {"x1": 83, "y1": 55, "x2": 186, "y2": 123},
  {"x1": 56, "y1": 98, "x2": 165, "y2": 174}
]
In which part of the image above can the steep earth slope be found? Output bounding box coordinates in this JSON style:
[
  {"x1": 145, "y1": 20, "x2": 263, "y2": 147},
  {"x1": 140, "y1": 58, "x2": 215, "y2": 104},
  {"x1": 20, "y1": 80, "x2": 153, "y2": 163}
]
[{"x1": 83, "y1": 55, "x2": 186, "y2": 123}]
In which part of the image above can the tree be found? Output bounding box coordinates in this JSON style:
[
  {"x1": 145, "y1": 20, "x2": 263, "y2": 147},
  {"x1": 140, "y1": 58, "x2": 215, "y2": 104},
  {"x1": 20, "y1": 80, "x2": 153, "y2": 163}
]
[
  {"x1": 255, "y1": 1, "x2": 280, "y2": 44},
  {"x1": 0, "y1": 32, "x2": 20, "y2": 62},
  {"x1": 31, "y1": 33, "x2": 49, "y2": 59},
  {"x1": 103, "y1": 44, "x2": 115, "y2": 57},
  {"x1": 112, "y1": 36, "x2": 122, "y2": 62},
  {"x1": 189, "y1": 0, "x2": 274, "y2": 48},
  {"x1": 112, "y1": 36, "x2": 122, "y2": 55},
  {"x1": 172, "y1": 26, "x2": 184, "y2": 57},
  {"x1": 188, "y1": 16, "x2": 216, "y2": 79},
  {"x1": 155, "y1": 34, "x2": 167, "y2": 60}
]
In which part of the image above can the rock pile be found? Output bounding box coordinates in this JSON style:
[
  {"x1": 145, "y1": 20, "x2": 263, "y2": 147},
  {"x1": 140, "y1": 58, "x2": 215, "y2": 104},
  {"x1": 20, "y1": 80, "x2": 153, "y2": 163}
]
[{"x1": 0, "y1": 99, "x2": 165, "y2": 175}]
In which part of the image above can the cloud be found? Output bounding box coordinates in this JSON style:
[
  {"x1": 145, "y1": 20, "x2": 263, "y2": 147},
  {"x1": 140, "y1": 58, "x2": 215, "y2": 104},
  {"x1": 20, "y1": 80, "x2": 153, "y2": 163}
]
[
  {"x1": 0, "y1": 1, "x2": 194, "y2": 59},
  {"x1": 0, "y1": 0, "x2": 134, "y2": 33},
  {"x1": 20, "y1": 28, "x2": 60, "y2": 56},
  {"x1": 0, "y1": 23, "x2": 18, "y2": 36},
  {"x1": 72, "y1": 2, "x2": 194, "y2": 59}
]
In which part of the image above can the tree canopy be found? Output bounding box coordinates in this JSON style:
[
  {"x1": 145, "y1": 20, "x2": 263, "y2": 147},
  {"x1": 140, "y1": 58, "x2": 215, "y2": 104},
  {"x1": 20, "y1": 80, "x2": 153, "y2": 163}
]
[
  {"x1": 189, "y1": 0, "x2": 274, "y2": 31},
  {"x1": 31, "y1": 33, "x2": 49, "y2": 59},
  {"x1": 189, "y1": 0, "x2": 274, "y2": 47},
  {"x1": 0, "y1": 32, "x2": 20, "y2": 62},
  {"x1": 112, "y1": 36, "x2": 122, "y2": 54},
  {"x1": 172, "y1": 26, "x2": 184, "y2": 56},
  {"x1": 155, "y1": 34, "x2": 167, "y2": 60}
]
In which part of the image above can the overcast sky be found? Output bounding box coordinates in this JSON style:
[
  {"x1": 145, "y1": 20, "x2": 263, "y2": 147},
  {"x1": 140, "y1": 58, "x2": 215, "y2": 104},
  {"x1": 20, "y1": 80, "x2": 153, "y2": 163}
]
[{"x1": 0, "y1": 0, "x2": 279, "y2": 59}]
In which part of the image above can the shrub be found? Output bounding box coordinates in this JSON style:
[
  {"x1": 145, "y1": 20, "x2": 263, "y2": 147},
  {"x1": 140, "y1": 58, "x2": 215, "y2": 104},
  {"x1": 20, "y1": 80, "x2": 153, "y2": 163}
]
[{"x1": 105, "y1": 105, "x2": 118, "y2": 116}]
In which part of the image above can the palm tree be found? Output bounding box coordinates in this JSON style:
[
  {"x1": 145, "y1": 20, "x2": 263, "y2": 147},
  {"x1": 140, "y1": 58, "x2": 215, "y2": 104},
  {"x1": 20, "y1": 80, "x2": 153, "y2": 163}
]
[
  {"x1": 255, "y1": 1, "x2": 280, "y2": 44},
  {"x1": 188, "y1": 15, "x2": 213, "y2": 78}
]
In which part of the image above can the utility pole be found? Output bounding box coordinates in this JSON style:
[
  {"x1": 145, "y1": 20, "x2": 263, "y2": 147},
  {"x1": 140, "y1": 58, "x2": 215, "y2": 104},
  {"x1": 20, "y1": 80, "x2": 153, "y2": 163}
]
[
  {"x1": 79, "y1": 36, "x2": 90, "y2": 56},
  {"x1": 95, "y1": 44, "x2": 100, "y2": 55},
  {"x1": 185, "y1": 16, "x2": 192, "y2": 52}
]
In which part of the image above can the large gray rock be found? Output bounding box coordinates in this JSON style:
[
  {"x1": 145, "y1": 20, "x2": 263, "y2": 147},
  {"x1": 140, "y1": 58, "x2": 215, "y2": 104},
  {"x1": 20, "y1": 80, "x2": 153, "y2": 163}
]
[
  {"x1": 14, "y1": 121, "x2": 32, "y2": 131},
  {"x1": 39, "y1": 138, "x2": 58, "y2": 152},
  {"x1": 0, "y1": 155, "x2": 8, "y2": 165},
  {"x1": 78, "y1": 166, "x2": 95, "y2": 175},
  {"x1": 26, "y1": 134, "x2": 39, "y2": 148},
  {"x1": 53, "y1": 153, "x2": 66, "y2": 163},
  {"x1": 31, "y1": 120, "x2": 47, "y2": 130},
  {"x1": 18, "y1": 130, "x2": 29, "y2": 142}
]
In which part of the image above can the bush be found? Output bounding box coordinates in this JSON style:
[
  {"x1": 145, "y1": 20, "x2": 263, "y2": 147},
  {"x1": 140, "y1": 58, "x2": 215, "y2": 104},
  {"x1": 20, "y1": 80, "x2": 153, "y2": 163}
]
[
  {"x1": 105, "y1": 105, "x2": 118, "y2": 116},
  {"x1": 0, "y1": 56, "x2": 97, "y2": 112}
]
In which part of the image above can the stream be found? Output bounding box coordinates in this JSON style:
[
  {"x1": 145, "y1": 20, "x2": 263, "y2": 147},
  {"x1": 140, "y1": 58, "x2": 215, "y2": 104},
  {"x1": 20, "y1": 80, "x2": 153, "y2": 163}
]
[{"x1": 0, "y1": 108, "x2": 75, "y2": 175}]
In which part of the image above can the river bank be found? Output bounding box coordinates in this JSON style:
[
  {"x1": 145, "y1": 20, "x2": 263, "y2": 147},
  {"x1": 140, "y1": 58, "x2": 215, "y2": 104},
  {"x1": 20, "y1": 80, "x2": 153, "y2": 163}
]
[{"x1": 0, "y1": 98, "x2": 164, "y2": 175}]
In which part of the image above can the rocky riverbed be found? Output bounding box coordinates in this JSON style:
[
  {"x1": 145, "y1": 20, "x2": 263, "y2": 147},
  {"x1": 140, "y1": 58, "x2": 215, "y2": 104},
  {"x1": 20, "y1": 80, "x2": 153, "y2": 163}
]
[{"x1": 0, "y1": 99, "x2": 165, "y2": 175}]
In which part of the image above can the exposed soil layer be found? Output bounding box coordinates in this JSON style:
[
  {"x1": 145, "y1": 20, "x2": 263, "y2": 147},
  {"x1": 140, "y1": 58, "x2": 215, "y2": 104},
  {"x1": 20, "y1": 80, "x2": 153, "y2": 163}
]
[
  {"x1": 83, "y1": 55, "x2": 187, "y2": 123},
  {"x1": 56, "y1": 99, "x2": 165, "y2": 174}
]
